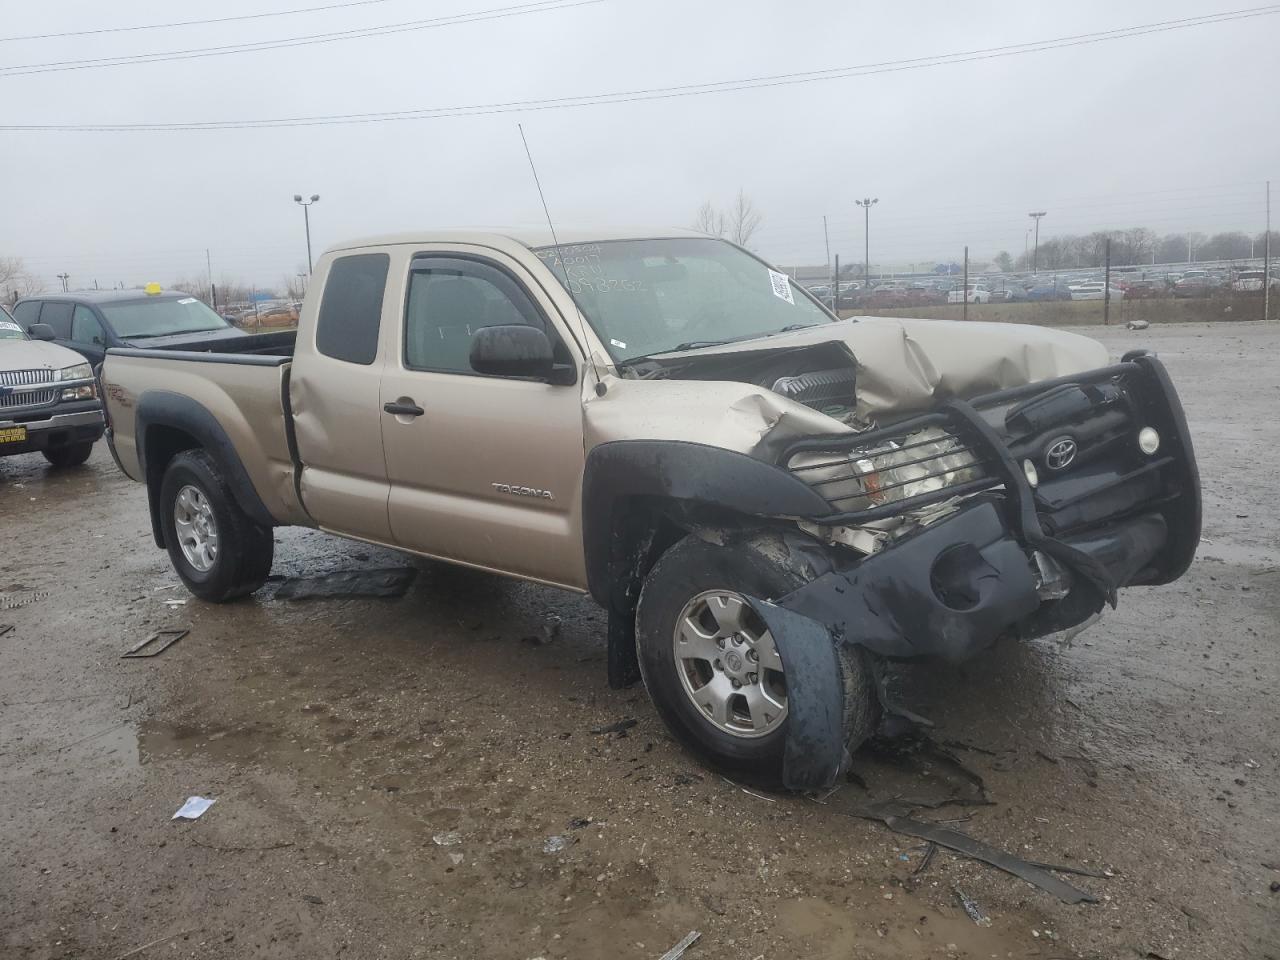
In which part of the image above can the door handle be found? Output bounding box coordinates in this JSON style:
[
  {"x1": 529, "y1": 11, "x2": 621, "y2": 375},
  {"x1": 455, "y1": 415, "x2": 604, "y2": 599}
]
[{"x1": 383, "y1": 399, "x2": 425, "y2": 417}]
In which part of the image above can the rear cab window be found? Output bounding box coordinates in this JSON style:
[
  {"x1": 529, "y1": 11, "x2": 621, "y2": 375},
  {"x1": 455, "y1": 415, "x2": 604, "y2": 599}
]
[{"x1": 316, "y1": 254, "x2": 390, "y2": 365}]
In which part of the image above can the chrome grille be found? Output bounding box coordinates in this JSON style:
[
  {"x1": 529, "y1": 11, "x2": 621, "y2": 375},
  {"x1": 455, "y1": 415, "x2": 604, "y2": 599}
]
[
  {"x1": 0, "y1": 369, "x2": 54, "y2": 387},
  {"x1": 0, "y1": 388, "x2": 57, "y2": 409}
]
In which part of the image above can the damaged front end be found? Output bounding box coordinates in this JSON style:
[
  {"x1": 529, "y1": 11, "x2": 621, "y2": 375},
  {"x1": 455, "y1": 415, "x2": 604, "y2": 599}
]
[{"x1": 749, "y1": 352, "x2": 1201, "y2": 791}]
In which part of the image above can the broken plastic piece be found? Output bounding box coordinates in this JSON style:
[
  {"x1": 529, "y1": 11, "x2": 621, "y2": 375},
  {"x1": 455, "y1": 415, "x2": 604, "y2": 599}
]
[
  {"x1": 742, "y1": 597, "x2": 846, "y2": 792},
  {"x1": 171, "y1": 796, "x2": 215, "y2": 820},
  {"x1": 432, "y1": 831, "x2": 463, "y2": 846},
  {"x1": 122, "y1": 629, "x2": 189, "y2": 659},
  {"x1": 543, "y1": 835, "x2": 572, "y2": 854},
  {"x1": 274, "y1": 567, "x2": 417, "y2": 600},
  {"x1": 854, "y1": 808, "x2": 1098, "y2": 904}
]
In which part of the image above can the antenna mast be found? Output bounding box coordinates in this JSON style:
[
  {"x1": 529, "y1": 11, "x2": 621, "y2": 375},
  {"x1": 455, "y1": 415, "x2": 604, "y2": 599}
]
[{"x1": 517, "y1": 123, "x2": 603, "y2": 391}]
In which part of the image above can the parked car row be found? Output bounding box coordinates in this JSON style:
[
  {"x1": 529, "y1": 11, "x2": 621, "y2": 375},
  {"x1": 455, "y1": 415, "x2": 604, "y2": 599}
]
[{"x1": 809, "y1": 264, "x2": 1278, "y2": 308}]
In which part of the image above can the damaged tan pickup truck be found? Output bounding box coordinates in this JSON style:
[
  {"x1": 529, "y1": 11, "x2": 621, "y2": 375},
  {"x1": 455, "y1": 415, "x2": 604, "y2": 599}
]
[{"x1": 100, "y1": 229, "x2": 1200, "y2": 790}]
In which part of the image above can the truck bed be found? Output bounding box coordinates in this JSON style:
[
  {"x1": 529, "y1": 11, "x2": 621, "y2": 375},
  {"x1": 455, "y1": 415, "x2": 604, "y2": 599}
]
[{"x1": 101, "y1": 343, "x2": 308, "y2": 527}]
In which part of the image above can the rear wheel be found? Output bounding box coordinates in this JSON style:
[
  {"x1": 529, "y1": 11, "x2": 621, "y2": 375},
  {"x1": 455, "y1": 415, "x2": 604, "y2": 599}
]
[
  {"x1": 159, "y1": 449, "x2": 273, "y2": 602},
  {"x1": 636, "y1": 534, "x2": 878, "y2": 786},
  {"x1": 42, "y1": 442, "x2": 94, "y2": 468}
]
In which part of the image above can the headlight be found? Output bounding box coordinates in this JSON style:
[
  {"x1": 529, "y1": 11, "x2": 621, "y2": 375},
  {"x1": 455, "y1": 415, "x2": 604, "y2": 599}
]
[
  {"x1": 791, "y1": 427, "x2": 982, "y2": 511},
  {"x1": 58, "y1": 363, "x2": 92, "y2": 381}
]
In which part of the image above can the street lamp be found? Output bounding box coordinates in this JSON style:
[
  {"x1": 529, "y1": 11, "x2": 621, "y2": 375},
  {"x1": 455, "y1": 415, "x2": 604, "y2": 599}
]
[
  {"x1": 856, "y1": 197, "x2": 878, "y2": 287},
  {"x1": 1028, "y1": 211, "x2": 1046, "y2": 273},
  {"x1": 293, "y1": 194, "x2": 321, "y2": 274}
]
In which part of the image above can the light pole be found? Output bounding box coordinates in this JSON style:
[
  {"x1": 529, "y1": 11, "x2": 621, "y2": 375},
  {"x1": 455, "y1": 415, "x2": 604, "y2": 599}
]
[
  {"x1": 293, "y1": 194, "x2": 320, "y2": 274},
  {"x1": 57, "y1": 272, "x2": 70, "y2": 292},
  {"x1": 1028, "y1": 211, "x2": 1046, "y2": 272},
  {"x1": 856, "y1": 197, "x2": 878, "y2": 287}
]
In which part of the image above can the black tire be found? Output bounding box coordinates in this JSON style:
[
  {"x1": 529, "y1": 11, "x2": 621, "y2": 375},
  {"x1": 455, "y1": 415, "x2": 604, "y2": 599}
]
[
  {"x1": 159, "y1": 449, "x2": 273, "y2": 602},
  {"x1": 636, "y1": 534, "x2": 878, "y2": 786},
  {"x1": 42, "y1": 442, "x2": 94, "y2": 468}
]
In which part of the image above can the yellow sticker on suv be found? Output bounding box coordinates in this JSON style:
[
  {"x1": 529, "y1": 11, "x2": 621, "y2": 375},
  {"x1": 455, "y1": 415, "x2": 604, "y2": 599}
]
[{"x1": 0, "y1": 426, "x2": 28, "y2": 444}]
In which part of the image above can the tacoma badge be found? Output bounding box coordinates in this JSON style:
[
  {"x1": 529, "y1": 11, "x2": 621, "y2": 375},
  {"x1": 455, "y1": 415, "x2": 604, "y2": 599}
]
[{"x1": 492, "y1": 482, "x2": 554, "y2": 500}]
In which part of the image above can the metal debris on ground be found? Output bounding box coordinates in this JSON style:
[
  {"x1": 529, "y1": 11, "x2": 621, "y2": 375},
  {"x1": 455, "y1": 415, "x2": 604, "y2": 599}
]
[
  {"x1": 121, "y1": 628, "x2": 189, "y2": 659},
  {"x1": 0, "y1": 624, "x2": 13, "y2": 638},
  {"x1": 171, "y1": 796, "x2": 216, "y2": 820},
  {"x1": 567, "y1": 816, "x2": 592, "y2": 829},
  {"x1": 1126, "y1": 319, "x2": 1151, "y2": 330},
  {"x1": 657, "y1": 930, "x2": 701, "y2": 960},
  {"x1": 954, "y1": 888, "x2": 991, "y2": 926},
  {"x1": 301, "y1": 894, "x2": 324, "y2": 904},
  {"x1": 273, "y1": 567, "x2": 417, "y2": 601},
  {"x1": 431, "y1": 830, "x2": 463, "y2": 846},
  {"x1": 913, "y1": 842, "x2": 938, "y2": 876},
  {"x1": 543, "y1": 835, "x2": 573, "y2": 854},
  {"x1": 161, "y1": 598, "x2": 187, "y2": 608},
  {"x1": 847, "y1": 805, "x2": 1100, "y2": 904},
  {"x1": 590, "y1": 717, "x2": 638, "y2": 736}
]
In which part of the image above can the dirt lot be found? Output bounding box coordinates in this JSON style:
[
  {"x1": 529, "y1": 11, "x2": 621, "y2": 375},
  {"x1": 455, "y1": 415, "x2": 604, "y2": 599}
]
[{"x1": 2, "y1": 322, "x2": 1277, "y2": 960}]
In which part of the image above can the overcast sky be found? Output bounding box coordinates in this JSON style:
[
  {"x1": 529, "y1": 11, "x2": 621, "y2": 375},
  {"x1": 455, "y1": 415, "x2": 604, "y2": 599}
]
[{"x1": 3, "y1": 0, "x2": 1277, "y2": 291}]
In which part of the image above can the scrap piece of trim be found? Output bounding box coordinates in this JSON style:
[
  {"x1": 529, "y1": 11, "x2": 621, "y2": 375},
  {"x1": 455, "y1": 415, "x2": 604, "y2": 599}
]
[{"x1": 122, "y1": 628, "x2": 189, "y2": 658}]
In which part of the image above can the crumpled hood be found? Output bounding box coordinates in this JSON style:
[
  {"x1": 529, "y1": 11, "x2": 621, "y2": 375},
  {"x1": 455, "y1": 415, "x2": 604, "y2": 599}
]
[
  {"x1": 0, "y1": 337, "x2": 87, "y2": 372},
  {"x1": 585, "y1": 317, "x2": 1111, "y2": 459}
]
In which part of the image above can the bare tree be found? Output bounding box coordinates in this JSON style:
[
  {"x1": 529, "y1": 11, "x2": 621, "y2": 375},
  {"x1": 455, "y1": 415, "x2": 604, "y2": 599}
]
[
  {"x1": 728, "y1": 189, "x2": 763, "y2": 247},
  {"x1": 0, "y1": 257, "x2": 45, "y2": 300},
  {"x1": 692, "y1": 201, "x2": 727, "y2": 238}
]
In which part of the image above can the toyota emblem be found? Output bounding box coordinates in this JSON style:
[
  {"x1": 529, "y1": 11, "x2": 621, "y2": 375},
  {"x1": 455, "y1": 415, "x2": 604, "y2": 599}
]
[{"x1": 1044, "y1": 436, "x2": 1078, "y2": 471}]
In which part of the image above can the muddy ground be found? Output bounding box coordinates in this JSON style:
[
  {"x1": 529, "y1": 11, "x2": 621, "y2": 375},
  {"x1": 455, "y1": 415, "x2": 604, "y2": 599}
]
[{"x1": 1, "y1": 321, "x2": 1277, "y2": 960}]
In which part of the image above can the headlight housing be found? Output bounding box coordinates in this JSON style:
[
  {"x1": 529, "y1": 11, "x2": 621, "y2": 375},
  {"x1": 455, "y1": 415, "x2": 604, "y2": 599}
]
[{"x1": 58, "y1": 363, "x2": 92, "y2": 382}]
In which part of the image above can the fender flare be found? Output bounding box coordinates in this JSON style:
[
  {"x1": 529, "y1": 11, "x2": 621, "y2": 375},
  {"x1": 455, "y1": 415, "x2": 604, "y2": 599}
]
[
  {"x1": 135, "y1": 390, "x2": 276, "y2": 547},
  {"x1": 581, "y1": 439, "x2": 833, "y2": 605}
]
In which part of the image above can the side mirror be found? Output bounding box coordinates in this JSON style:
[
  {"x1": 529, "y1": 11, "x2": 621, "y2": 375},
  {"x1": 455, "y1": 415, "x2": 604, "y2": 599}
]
[
  {"x1": 29, "y1": 323, "x2": 56, "y2": 341},
  {"x1": 469, "y1": 324, "x2": 554, "y2": 380}
]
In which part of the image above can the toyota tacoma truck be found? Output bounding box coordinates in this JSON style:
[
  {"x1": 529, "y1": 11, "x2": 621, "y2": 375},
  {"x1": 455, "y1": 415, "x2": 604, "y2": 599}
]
[
  {"x1": 99, "y1": 229, "x2": 1200, "y2": 790},
  {"x1": 1, "y1": 313, "x2": 104, "y2": 466}
]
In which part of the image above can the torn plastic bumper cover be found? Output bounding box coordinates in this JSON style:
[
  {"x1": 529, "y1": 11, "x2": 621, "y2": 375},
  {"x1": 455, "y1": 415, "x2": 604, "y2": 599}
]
[{"x1": 752, "y1": 498, "x2": 1171, "y2": 790}]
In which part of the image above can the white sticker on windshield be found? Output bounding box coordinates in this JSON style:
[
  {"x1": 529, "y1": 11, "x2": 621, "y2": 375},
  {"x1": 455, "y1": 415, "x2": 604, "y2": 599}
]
[
  {"x1": 0, "y1": 320, "x2": 21, "y2": 331},
  {"x1": 178, "y1": 297, "x2": 197, "y2": 304},
  {"x1": 768, "y1": 270, "x2": 795, "y2": 305},
  {"x1": 609, "y1": 338, "x2": 628, "y2": 349}
]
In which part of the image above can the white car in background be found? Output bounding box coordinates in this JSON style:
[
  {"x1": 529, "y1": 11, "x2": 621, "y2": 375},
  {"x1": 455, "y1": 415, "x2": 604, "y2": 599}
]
[
  {"x1": 1230, "y1": 270, "x2": 1280, "y2": 292},
  {"x1": 1068, "y1": 282, "x2": 1125, "y2": 301},
  {"x1": 947, "y1": 282, "x2": 992, "y2": 304}
]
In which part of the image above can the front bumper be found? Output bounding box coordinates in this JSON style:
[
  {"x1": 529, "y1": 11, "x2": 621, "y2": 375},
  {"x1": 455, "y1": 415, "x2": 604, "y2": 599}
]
[
  {"x1": 760, "y1": 353, "x2": 1201, "y2": 789},
  {"x1": 0, "y1": 406, "x2": 105, "y2": 456}
]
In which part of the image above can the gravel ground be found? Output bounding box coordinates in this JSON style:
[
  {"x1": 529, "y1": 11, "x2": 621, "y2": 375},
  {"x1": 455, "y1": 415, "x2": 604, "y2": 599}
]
[{"x1": 1, "y1": 321, "x2": 1277, "y2": 960}]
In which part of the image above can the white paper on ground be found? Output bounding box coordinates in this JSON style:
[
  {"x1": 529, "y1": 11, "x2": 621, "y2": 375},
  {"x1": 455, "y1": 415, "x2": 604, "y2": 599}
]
[{"x1": 172, "y1": 796, "x2": 215, "y2": 820}]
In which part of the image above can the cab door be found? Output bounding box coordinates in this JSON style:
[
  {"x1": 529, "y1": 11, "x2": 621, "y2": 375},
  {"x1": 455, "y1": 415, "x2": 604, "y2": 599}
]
[
  {"x1": 290, "y1": 252, "x2": 394, "y2": 543},
  {"x1": 378, "y1": 249, "x2": 588, "y2": 589}
]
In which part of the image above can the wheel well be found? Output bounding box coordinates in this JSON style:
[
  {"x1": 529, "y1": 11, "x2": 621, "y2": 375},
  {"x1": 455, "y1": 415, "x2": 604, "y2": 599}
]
[
  {"x1": 602, "y1": 495, "x2": 811, "y2": 689},
  {"x1": 142, "y1": 426, "x2": 201, "y2": 547}
]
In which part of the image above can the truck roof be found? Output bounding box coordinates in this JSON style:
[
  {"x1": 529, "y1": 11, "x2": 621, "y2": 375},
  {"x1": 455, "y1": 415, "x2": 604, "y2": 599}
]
[
  {"x1": 322, "y1": 226, "x2": 709, "y2": 256},
  {"x1": 17, "y1": 290, "x2": 193, "y2": 305}
]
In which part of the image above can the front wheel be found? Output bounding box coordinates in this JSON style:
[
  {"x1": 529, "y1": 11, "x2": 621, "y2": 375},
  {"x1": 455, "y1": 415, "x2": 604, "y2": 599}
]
[
  {"x1": 42, "y1": 442, "x2": 94, "y2": 468},
  {"x1": 636, "y1": 534, "x2": 878, "y2": 786},
  {"x1": 159, "y1": 449, "x2": 274, "y2": 602}
]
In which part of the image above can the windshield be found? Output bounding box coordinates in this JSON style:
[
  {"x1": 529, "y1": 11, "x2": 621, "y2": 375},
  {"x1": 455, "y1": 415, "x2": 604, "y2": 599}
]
[
  {"x1": 533, "y1": 238, "x2": 833, "y2": 362},
  {"x1": 101, "y1": 297, "x2": 231, "y2": 339},
  {"x1": 0, "y1": 317, "x2": 27, "y2": 341}
]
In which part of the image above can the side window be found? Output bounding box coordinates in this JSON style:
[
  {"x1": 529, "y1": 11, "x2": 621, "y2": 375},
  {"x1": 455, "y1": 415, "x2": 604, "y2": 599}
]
[
  {"x1": 38, "y1": 302, "x2": 73, "y2": 339},
  {"x1": 71, "y1": 305, "x2": 106, "y2": 345},
  {"x1": 12, "y1": 301, "x2": 39, "y2": 327},
  {"x1": 316, "y1": 253, "x2": 389, "y2": 365},
  {"x1": 404, "y1": 258, "x2": 545, "y2": 374}
]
